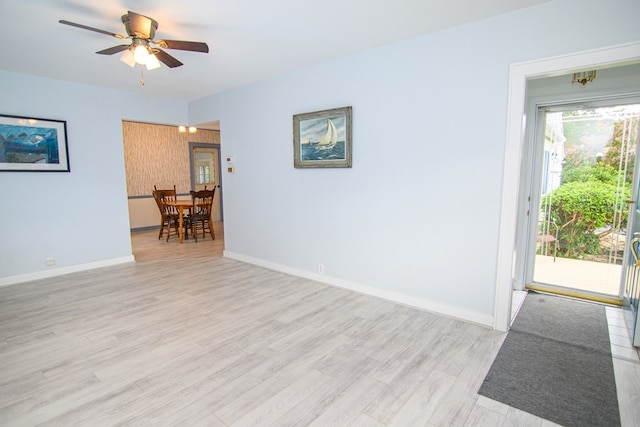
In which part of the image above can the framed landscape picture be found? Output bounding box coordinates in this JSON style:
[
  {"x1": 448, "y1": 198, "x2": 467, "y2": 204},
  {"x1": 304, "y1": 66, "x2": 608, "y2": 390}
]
[
  {"x1": 0, "y1": 114, "x2": 70, "y2": 172},
  {"x1": 293, "y1": 106, "x2": 352, "y2": 168}
]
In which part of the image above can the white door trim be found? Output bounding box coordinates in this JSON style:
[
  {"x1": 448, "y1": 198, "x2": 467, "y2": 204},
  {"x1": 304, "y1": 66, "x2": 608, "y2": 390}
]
[{"x1": 494, "y1": 41, "x2": 640, "y2": 332}]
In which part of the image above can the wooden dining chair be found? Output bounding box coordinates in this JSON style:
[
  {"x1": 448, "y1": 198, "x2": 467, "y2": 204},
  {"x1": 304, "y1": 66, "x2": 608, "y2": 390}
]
[
  {"x1": 152, "y1": 185, "x2": 180, "y2": 240},
  {"x1": 189, "y1": 189, "x2": 215, "y2": 242}
]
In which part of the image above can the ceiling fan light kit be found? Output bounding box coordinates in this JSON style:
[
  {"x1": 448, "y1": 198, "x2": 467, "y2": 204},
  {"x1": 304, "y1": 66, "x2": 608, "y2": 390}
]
[
  {"x1": 144, "y1": 51, "x2": 161, "y2": 70},
  {"x1": 120, "y1": 49, "x2": 136, "y2": 67},
  {"x1": 120, "y1": 46, "x2": 161, "y2": 71},
  {"x1": 59, "y1": 10, "x2": 209, "y2": 81}
]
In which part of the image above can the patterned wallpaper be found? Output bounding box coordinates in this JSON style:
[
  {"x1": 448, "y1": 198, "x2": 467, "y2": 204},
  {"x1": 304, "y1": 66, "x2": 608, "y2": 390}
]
[{"x1": 122, "y1": 121, "x2": 220, "y2": 197}]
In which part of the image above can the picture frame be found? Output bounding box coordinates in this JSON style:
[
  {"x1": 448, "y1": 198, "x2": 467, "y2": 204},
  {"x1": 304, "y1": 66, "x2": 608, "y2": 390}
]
[
  {"x1": 293, "y1": 106, "x2": 352, "y2": 168},
  {"x1": 0, "y1": 114, "x2": 70, "y2": 172}
]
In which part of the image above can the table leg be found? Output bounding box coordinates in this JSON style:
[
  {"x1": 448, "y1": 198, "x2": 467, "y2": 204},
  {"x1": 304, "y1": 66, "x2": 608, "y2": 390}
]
[{"x1": 178, "y1": 206, "x2": 184, "y2": 243}]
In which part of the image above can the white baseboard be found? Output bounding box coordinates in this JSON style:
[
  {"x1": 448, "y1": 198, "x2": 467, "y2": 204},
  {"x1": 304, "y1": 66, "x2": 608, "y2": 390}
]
[
  {"x1": 0, "y1": 256, "x2": 135, "y2": 287},
  {"x1": 223, "y1": 250, "x2": 494, "y2": 328}
]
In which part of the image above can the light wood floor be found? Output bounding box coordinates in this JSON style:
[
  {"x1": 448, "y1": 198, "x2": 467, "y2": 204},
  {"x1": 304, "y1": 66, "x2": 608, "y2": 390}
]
[{"x1": 0, "y1": 224, "x2": 638, "y2": 426}]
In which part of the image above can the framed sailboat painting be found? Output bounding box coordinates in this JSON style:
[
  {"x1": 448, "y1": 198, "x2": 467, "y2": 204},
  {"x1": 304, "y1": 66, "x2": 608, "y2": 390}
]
[{"x1": 293, "y1": 106, "x2": 352, "y2": 168}]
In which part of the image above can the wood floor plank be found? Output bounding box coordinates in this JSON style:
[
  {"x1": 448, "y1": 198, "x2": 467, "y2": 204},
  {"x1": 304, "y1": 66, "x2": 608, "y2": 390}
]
[
  {"x1": 503, "y1": 406, "x2": 548, "y2": 426},
  {"x1": 231, "y1": 369, "x2": 331, "y2": 427},
  {"x1": 249, "y1": 330, "x2": 353, "y2": 381},
  {"x1": 459, "y1": 404, "x2": 508, "y2": 427},
  {"x1": 213, "y1": 364, "x2": 321, "y2": 425},
  {"x1": 387, "y1": 368, "x2": 457, "y2": 427},
  {"x1": 307, "y1": 374, "x2": 387, "y2": 427},
  {"x1": 350, "y1": 413, "x2": 386, "y2": 427},
  {"x1": 363, "y1": 321, "x2": 485, "y2": 424},
  {"x1": 273, "y1": 353, "x2": 381, "y2": 426},
  {"x1": 367, "y1": 315, "x2": 450, "y2": 384},
  {"x1": 126, "y1": 353, "x2": 267, "y2": 425},
  {"x1": 426, "y1": 328, "x2": 505, "y2": 426}
]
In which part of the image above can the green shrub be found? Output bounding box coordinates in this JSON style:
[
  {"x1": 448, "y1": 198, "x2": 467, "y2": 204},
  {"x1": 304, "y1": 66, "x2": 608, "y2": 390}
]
[
  {"x1": 542, "y1": 180, "x2": 629, "y2": 258},
  {"x1": 562, "y1": 162, "x2": 620, "y2": 185}
]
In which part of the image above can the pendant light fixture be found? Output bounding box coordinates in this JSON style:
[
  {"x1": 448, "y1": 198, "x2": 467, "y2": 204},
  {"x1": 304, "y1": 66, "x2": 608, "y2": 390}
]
[{"x1": 572, "y1": 70, "x2": 597, "y2": 85}]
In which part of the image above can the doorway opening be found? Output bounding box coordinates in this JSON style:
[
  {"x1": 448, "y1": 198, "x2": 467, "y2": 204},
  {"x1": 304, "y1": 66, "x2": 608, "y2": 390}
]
[
  {"x1": 189, "y1": 143, "x2": 222, "y2": 222},
  {"x1": 495, "y1": 42, "x2": 640, "y2": 333},
  {"x1": 527, "y1": 102, "x2": 640, "y2": 304}
]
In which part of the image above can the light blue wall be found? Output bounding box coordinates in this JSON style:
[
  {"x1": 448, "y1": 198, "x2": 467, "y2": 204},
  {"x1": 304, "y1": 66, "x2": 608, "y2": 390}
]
[
  {"x1": 0, "y1": 71, "x2": 188, "y2": 279},
  {"x1": 191, "y1": 0, "x2": 640, "y2": 319}
]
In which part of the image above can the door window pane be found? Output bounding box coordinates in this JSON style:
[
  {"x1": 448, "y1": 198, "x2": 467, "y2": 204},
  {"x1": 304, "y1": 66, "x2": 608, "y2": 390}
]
[{"x1": 196, "y1": 164, "x2": 211, "y2": 184}]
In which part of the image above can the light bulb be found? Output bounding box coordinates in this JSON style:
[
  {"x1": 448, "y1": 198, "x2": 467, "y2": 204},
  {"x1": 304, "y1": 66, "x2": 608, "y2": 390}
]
[{"x1": 134, "y1": 45, "x2": 150, "y2": 65}]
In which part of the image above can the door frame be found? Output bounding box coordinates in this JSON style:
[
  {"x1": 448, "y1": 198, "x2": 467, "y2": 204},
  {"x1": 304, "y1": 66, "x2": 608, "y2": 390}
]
[
  {"x1": 189, "y1": 142, "x2": 223, "y2": 221},
  {"x1": 622, "y1": 124, "x2": 640, "y2": 346},
  {"x1": 494, "y1": 41, "x2": 640, "y2": 332},
  {"x1": 520, "y1": 98, "x2": 640, "y2": 303}
]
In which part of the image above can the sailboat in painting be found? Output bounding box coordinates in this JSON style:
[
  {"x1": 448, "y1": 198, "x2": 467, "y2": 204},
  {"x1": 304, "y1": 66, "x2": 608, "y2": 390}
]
[
  {"x1": 298, "y1": 114, "x2": 346, "y2": 163},
  {"x1": 316, "y1": 119, "x2": 337, "y2": 150}
]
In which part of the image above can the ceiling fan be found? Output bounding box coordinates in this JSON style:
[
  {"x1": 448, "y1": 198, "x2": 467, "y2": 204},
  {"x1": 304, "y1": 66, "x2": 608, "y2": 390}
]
[{"x1": 59, "y1": 10, "x2": 209, "y2": 71}]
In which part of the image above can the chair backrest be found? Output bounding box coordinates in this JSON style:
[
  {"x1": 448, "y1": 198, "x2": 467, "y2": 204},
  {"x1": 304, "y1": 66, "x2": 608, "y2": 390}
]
[
  {"x1": 153, "y1": 185, "x2": 177, "y2": 201},
  {"x1": 152, "y1": 190, "x2": 164, "y2": 212},
  {"x1": 153, "y1": 185, "x2": 178, "y2": 215},
  {"x1": 190, "y1": 189, "x2": 215, "y2": 218}
]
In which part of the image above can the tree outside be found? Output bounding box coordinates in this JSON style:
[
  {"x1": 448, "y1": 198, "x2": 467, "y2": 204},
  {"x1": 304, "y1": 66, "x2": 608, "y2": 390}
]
[{"x1": 541, "y1": 106, "x2": 639, "y2": 263}]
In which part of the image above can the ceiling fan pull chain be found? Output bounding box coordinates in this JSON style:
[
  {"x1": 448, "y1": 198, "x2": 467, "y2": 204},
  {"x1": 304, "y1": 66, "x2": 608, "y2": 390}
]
[{"x1": 140, "y1": 67, "x2": 145, "y2": 85}]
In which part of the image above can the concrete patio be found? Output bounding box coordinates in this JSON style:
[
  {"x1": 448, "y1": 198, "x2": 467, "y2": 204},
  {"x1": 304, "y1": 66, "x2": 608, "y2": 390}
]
[{"x1": 533, "y1": 255, "x2": 623, "y2": 297}]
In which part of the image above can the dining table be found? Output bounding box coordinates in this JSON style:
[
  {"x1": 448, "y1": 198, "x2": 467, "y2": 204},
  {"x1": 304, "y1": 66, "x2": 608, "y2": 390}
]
[{"x1": 166, "y1": 198, "x2": 194, "y2": 243}]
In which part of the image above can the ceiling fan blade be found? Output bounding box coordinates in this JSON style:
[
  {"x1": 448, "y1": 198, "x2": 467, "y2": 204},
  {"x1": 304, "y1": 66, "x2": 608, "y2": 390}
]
[
  {"x1": 127, "y1": 10, "x2": 154, "y2": 39},
  {"x1": 96, "y1": 45, "x2": 130, "y2": 55},
  {"x1": 155, "y1": 39, "x2": 209, "y2": 53},
  {"x1": 59, "y1": 19, "x2": 125, "y2": 39},
  {"x1": 153, "y1": 49, "x2": 183, "y2": 68}
]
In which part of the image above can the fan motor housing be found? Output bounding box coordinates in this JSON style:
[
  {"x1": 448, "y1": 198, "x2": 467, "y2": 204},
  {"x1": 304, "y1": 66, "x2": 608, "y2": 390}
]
[{"x1": 121, "y1": 13, "x2": 158, "y2": 39}]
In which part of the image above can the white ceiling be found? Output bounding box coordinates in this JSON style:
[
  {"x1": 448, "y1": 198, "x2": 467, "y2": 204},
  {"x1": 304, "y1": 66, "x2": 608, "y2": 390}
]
[{"x1": 0, "y1": 0, "x2": 547, "y2": 101}]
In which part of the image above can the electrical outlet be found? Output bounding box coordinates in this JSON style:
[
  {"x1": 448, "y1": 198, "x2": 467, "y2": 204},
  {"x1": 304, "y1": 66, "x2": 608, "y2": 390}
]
[
  {"x1": 318, "y1": 263, "x2": 324, "y2": 274},
  {"x1": 45, "y1": 258, "x2": 56, "y2": 266}
]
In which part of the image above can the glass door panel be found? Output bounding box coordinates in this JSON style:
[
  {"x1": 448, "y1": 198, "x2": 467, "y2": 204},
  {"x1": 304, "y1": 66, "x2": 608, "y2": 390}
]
[{"x1": 531, "y1": 104, "x2": 640, "y2": 302}]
